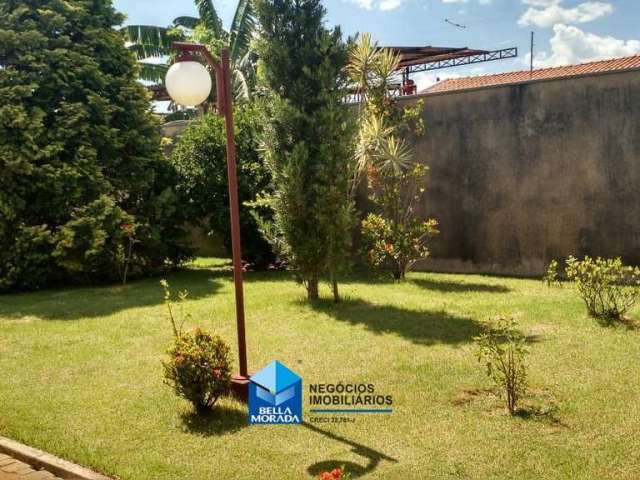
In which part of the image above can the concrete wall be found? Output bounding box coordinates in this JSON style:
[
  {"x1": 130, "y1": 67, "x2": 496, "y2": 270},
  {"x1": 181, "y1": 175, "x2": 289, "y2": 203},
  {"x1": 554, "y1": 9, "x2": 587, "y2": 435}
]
[
  {"x1": 405, "y1": 70, "x2": 640, "y2": 276},
  {"x1": 161, "y1": 120, "x2": 190, "y2": 155}
]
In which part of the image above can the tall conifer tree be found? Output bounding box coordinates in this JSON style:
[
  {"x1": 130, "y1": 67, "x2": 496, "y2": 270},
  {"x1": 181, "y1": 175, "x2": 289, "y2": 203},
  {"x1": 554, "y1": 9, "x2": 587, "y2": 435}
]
[{"x1": 255, "y1": 0, "x2": 354, "y2": 301}]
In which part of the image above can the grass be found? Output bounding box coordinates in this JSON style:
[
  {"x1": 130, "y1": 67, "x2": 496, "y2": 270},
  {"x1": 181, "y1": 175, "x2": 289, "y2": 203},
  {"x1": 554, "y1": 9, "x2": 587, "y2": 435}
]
[{"x1": 1, "y1": 258, "x2": 639, "y2": 479}]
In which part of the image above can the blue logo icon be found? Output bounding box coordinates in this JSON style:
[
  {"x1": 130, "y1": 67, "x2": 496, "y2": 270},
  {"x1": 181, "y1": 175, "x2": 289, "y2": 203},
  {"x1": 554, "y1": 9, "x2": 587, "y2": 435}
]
[{"x1": 249, "y1": 361, "x2": 302, "y2": 424}]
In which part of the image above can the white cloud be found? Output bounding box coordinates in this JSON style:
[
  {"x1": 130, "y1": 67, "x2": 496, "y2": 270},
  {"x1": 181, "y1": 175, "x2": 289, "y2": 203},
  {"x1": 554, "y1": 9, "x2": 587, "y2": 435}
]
[
  {"x1": 348, "y1": 0, "x2": 402, "y2": 10},
  {"x1": 522, "y1": 0, "x2": 560, "y2": 6},
  {"x1": 519, "y1": 1, "x2": 613, "y2": 28},
  {"x1": 441, "y1": 0, "x2": 493, "y2": 3},
  {"x1": 530, "y1": 24, "x2": 640, "y2": 67},
  {"x1": 380, "y1": 0, "x2": 402, "y2": 10},
  {"x1": 347, "y1": 0, "x2": 491, "y2": 10},
  {"x1": 352, "y1": 0, "x2": 374, "y2": 9}
]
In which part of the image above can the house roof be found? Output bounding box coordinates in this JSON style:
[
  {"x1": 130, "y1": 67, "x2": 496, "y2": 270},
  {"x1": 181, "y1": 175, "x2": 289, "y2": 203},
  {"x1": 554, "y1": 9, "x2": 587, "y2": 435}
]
[{"x1": 423, "y1": 55, "x2": 640, "y2": 94}]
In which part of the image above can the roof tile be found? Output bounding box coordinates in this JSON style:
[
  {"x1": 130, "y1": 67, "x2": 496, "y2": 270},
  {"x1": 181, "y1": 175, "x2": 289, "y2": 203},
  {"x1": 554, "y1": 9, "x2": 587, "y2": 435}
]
[{"x1": 423, "y1": 55, "x2": 640, "y2": 94}]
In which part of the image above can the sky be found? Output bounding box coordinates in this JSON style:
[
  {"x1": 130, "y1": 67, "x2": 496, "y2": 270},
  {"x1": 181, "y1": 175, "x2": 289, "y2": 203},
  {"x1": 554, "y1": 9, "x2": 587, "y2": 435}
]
[{"x1": 114, "y1": 0, "x2": 640, "y2": 89}]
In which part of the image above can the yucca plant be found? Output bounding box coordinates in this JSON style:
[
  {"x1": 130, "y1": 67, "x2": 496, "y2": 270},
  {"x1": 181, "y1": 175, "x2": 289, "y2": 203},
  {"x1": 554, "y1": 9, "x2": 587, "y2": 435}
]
[
  {"x1": 349, "y1": 34, "x2": 438, "y2": 280},
  {"x1": 122, "y1": 0, "x2": 257, "y2": 100}
]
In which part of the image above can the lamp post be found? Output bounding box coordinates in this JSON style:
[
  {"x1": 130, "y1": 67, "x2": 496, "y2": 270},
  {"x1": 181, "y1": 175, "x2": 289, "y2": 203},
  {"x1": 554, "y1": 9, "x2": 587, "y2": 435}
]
[{"x1": 165, "y1": 42, "x2": 250, "y2": 400}]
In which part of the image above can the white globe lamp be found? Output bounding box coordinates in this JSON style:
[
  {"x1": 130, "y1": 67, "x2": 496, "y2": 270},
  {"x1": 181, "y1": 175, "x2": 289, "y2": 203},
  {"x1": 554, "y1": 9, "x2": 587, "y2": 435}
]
[{"x1": 165, "y1": 61, "x2": 212, "y2": 106}]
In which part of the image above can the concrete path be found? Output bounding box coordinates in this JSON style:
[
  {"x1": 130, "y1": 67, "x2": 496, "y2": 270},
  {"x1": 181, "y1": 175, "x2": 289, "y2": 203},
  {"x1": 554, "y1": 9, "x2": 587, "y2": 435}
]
[{"x1": 0, "y1": 453, "x2": 62, "y2": 480}]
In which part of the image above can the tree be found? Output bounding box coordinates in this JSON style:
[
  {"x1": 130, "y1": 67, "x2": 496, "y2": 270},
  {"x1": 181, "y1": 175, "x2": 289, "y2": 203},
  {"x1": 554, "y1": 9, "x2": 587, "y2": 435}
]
[
  {"x1": 0, "y1": 0, "x2": 190, "y2": 291},
  {"x1": 170, "y1": 103, "x2": 274, "y2": 267},
  {"x1": 348, "y1": 34, "x2": 438, "y2": 280},
  {"x1": 122, "y1": 0, "x2": 257, "y2": 99},
  {"x1": 255, "y1": 0, "x2": 355, "y2": 301}
]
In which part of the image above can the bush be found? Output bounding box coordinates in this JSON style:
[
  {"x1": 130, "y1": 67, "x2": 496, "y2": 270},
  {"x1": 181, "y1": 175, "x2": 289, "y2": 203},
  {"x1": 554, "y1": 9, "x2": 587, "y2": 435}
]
[
  {"x1": 52, "y1": 196, "x2": 134, "y2": 281},
  {"x1": 361, "y1": 212, "x2": 439, "y2": 281},
  {"x1": 163, "y1": 328, "x2": 232, "y2": 413},
  {"x1": 474, "y1": 316, "x2": 528, "y2": 415},
  {"x1": 542, "y1": 259, "x2": 562, "y2": 287},
  {"x1": 170, "y1": 104, "x2": 274, "y2": 267},
  {"x1": 161, "y1": 280, "x2": 231, "y2": 412},
  {"x1": 0, "y1": 0, "x2": 191, "y2": 291},
  {"x1": 565, "y1": 256, "x2": 640, "y2": 323}
]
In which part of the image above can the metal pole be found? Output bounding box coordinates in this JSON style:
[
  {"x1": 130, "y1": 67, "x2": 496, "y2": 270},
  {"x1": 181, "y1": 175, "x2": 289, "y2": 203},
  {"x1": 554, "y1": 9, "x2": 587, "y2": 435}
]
[
  {"x1": 530, "y1": 31, "x2": 535, "y2": 74},
  {"x1": 169, "y1": 43, "x2": 250, "y2": 400},
  {"x1": 219, "y1": 48, "x2": 249, "y2": 379}
]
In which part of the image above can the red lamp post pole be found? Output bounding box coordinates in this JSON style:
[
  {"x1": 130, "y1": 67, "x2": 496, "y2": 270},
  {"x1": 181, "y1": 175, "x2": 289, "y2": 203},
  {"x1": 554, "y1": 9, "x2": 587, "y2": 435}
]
[
  {"x1": 171, "y1": 43, "x2": 250, "y2": 400},
  {"x1": 220, "y1": 49, "x2": 251, "y2": 391}
]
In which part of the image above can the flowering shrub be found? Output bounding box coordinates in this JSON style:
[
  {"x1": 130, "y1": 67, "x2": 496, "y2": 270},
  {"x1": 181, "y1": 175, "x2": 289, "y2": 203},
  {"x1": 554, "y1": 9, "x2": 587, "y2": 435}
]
[
  {"x1": 362, "y1": 212, "x2": 438, "y2": 280},
  {"x1": 565, "y1": 256, "x2": 640, "y2": 323},
  {"x1": 319, "y1": 467, "x2": 352, "y2": 480},
  {"x1": 160, "y1": 280, "x2": 231, "y2": 412},
  {"x1": 163, "y1": 328, "x2": 232, "y2": 412}
]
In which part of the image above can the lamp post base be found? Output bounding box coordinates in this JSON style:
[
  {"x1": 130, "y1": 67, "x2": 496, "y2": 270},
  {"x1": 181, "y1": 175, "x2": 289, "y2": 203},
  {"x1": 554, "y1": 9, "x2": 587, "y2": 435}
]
[{"x1": 230, "y1": 373, "x2": 251, "y2": 402}]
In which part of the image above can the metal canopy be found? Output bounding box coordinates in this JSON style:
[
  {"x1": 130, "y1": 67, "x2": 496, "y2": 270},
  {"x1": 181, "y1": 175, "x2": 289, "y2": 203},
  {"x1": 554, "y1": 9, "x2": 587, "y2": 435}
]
[
  {"x1": 387, "y1": 46, "x2": 518, "y2": 73},
  {"x1": 389, "y1": 46, "x2": 488, "y2": 67},
  {"x1": 377, "y1": 45, "x2": 518, "y2": 96}
]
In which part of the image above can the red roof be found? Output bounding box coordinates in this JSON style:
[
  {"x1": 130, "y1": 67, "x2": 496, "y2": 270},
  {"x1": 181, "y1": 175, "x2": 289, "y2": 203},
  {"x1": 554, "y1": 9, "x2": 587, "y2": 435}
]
[{"x1": 423, "y1": 55, "x2": 640, "y2": 94}]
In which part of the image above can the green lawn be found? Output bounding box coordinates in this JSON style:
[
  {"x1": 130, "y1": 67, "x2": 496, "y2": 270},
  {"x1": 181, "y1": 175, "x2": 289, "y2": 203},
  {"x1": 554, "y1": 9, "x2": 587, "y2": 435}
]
[{"x1": 1, "y1": 258, "x2": 639, "y2": 479}]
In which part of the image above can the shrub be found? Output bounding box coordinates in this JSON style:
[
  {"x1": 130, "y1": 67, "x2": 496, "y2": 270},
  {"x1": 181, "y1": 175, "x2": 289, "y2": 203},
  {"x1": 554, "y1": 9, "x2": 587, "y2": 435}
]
[
  {"x1": 0, "y1": 0, "x2": 191, "y2": 291},
  {"x1": 565, "y1": 256, "x2": 640, "y2": 323},
  {"x1": 171, "y1": 104, "x2": 274, "y2": 268},
  {"x1": 474, "y1": 316, "x2": 528, "y2": 415},
  {"x1": 160, "y1": 280, "x2": 231, "y2": 412},
  {"x1": 361, "y1": 212, "x2": 439, "y2": 281},
  {"x1": 542, "y1": 259, "x2": 562, "y2": 287},
  {"x1": 52, "y1": 196, "x2": 134, "y2": 281},
  {"x1": 163, "y1": 328, "x2": 232, "y2": 413}
]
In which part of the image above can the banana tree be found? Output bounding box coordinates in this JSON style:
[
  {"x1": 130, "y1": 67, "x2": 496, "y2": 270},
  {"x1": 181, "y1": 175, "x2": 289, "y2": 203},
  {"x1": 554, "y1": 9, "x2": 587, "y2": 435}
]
[{"x1": 122, "y1": 0, "x2": 257, "y2": 100}]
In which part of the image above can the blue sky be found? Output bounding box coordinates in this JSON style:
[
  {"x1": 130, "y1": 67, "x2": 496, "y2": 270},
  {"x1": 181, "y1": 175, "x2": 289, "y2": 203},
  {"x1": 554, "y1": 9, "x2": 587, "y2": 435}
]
[{"x1": 114, "y1": 0, "x2": 640, "y2": 89}]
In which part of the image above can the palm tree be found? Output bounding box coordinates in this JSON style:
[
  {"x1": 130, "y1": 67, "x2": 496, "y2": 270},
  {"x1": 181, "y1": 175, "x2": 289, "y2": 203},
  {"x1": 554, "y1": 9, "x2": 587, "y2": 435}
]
[{"x1": 122, "y1": 0, "x2": 257, "y2": 99}]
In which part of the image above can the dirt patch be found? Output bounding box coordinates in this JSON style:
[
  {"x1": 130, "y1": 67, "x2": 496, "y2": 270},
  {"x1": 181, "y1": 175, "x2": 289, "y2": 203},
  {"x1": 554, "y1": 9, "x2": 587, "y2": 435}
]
[{"x1": 453, "y1": 386, "x2": 569, "y2": 431}]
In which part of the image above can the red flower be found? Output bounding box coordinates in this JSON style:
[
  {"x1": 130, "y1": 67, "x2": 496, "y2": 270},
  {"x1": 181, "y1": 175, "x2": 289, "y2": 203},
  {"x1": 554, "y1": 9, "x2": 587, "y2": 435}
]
[
  {"x1": 320, "y1": 472, "x2": 333, "y2": 480},
  {"x1": 331, "y1": 468, "x2": 343, "y2": 479}
]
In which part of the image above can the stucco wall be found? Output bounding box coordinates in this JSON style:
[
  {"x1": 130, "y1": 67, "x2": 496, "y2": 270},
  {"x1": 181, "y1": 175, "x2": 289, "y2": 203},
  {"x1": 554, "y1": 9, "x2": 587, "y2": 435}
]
[{"x1": 404, "y1": 70, "x2": 640, "y2": 276}]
